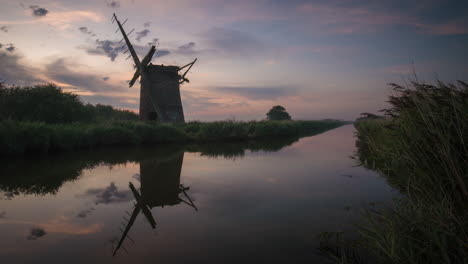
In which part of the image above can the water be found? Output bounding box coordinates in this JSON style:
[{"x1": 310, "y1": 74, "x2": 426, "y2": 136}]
[{"x1": 0, "y1": 125, "x2": 396, "y2": 263}]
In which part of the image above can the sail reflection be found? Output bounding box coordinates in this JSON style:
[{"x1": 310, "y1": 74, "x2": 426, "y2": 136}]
[{"x1": 112, "y1": 152, "x2": 197, "y2": 256}]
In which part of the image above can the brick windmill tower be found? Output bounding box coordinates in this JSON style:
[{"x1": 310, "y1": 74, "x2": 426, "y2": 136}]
[{"x1": 112, "y1": 13, "x2": 197, "y2": 123}]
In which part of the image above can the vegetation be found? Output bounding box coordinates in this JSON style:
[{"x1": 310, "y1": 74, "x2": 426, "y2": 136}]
[
  {"x1": 0, "y1": 119, "x2": 347, "y2": 156},
  {"x1": 266, "y1": 105, "x2": 292, "y2": 120},
  {"x1": 323, "y1": 81, "x2": 468, "y2": 264},
  {"x1": 0, "y1": 84, "x2": 347, "y2": 155},
  {"x1": 0, "y1": 83, "x2": 138, "y2": 123}
]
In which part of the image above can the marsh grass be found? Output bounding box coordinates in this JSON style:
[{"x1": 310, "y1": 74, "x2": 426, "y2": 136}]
[
  {"x1": 350, "y1": 80, "x2": 468, "y2": 263},
  {"x1": 0, "y1": 119, "x2": 346, "y2": 156}
]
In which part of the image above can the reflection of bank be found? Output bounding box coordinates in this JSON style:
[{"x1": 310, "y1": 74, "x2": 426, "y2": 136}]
[{"x1": 113, "y1": 151, "x2": 197, "y2": 256}]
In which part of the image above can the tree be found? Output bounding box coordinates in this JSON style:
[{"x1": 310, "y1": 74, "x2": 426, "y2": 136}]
[{"x1": 266, "y1": 105, "x2": 291, "y2": 121}]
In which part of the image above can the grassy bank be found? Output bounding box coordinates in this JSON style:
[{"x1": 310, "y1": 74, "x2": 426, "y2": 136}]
[
  {"x1": 334, "y1": 81, "x2": 468, "y2": 263},
  {"x1": 0, "y1": 119, "x2": 347, "y2": 156}
]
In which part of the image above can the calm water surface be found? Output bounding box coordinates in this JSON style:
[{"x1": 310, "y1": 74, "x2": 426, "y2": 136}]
[{"x1": 0, "y1": 125, "x2": 396, "y2": 263}]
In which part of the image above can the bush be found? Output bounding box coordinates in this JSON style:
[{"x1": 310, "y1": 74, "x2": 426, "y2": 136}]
[{"x1": 0, "y1": 84, "x2": 138, "y2": 123}]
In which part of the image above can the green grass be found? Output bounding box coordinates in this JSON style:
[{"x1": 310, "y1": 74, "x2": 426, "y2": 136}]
[
  {"x1": 344, "y1": 80, "x2": 468, "y2": 264},
  {"x1": 0, "y1": 119, "x2": 347, "y2": 156}
]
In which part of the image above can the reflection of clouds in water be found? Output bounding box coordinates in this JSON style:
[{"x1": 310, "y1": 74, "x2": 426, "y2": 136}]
[
  {"x1": 0, "y1": 211, "x2": 6, "y2": 218},
  {"x1": 84, "y1": 182, "x2": 133, "y2": 205},
  {"x1": 76, "y1": 208, "x2": 95, "y2": 218},
  {"x1": 27, "y1": 228, "x2": 46, "y2": 240},
  {"x1": 132, "y1": 173, "x2": 140, "y2": 182}
]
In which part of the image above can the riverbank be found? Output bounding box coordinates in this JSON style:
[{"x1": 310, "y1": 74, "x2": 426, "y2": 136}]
[
  {"x1": 331, "y1": 81, "x2": 468, "y2": 264},
  {"x1": 0, "y1": 119, "x2": 348, "y2": 155}
]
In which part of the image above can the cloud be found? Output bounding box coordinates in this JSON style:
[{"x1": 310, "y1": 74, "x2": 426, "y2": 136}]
[
  {"x1": 83, "y1": 182, "x2": 133, "y2": 205},
  {"x1": 155, "y1": 49, "x2": 170, "y2": 57},
  {"x1": 44, "y1": 58, "x2": 124, "y2": 92},
  {"x1": 135, "y1": 29, "x2": 150, "y2": 42},
  {"x1": 181, "y1": 89, "x2": 231, "y2": 116},
  {"x1": 29, "y1": 5, "x2": 49, "y2": 17},
  {"x1": 0, "y1": 52, "x2": 42, "y2": 85},
  {"x1": 102, "y1": 76, "x2": 109, "y2": 81},
  {"x1": 216, "y1": 86, "x2": 296, "y2": 100},
  {"x1": 27, "y1": 228, "x2": 47, "y2": 240},
  {"x1": 106, "y1": 0, "x2": 121, "y2": 9},
  {"x1": 5, "y1": 44, "x2": 15, "y2": 53},
  {"x1": 0, "y1": 211, "x2": 6, "y2": 218},
  {"x1": 78, "y1": 26, "x2": 96, "y2": 36},
  {"x1": 77, "y1": 208, "x2": 95, "y2": 218},
  {"x1": 85, "y1": 39, "x2": 121, "y2": 61},
  {"x1": 0, "y1": 26, "x2": 7, "y2": 33},
  {"x1": 143, "y1": 22, "x2": 151, "y2": 28},
  {"x1": 83, "y1": 38, "x2": 170, "y2": 62},
  {"x1": 201, "y1": 27, "x2": 263, "y2": 57},
  {"x1": 176, "y1": 42, "x2": 197, "y2": 55}
]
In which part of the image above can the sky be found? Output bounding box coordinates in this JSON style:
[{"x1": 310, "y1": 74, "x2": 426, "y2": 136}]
[{"x1": 0, "y1": 0, "x2": 467, "y2": 121}]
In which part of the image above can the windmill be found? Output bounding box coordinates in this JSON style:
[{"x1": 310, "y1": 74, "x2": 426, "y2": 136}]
[
  {"x1": 112, "y1": 151, "x2": 197, "y2": 256},
  {"x1": 112, "y1": 13, "x2": 197, "y2": 123}
]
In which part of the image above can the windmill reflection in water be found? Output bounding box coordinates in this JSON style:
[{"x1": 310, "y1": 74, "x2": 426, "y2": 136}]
[{"x1": 112, "y1": 153, "x2": 197, "y2": 256}]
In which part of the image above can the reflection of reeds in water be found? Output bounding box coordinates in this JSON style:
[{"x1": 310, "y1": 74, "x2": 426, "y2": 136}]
[{"x1": 348, "y1": 81, "x2": 468, "y2": 264}]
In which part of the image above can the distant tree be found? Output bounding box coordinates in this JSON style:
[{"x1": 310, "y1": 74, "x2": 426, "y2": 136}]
[{"x1": 266, "y1": 105, "x2": 291, "y2": 120}]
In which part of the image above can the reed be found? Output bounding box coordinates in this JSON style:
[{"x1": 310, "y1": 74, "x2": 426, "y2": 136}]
[{"x1": 350, "y1": 80, "x2": 468, "y2": 263}]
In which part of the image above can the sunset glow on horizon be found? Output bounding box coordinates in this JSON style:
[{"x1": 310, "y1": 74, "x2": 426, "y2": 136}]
[{"x1": 1, "y1": 0, "x2": 467, "y2": 120}]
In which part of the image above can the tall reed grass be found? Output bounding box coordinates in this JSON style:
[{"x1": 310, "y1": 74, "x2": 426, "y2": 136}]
[{"x1": 349, "y1": 80, "x2": 468, "y2": 263}]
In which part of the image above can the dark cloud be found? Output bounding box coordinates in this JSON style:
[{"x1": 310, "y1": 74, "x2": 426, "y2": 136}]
[
  {"x1": 155, "y1": 49, "x2": 170, "y2": 57},
  {"x1": 44, "y1": 58, "x2": 124, "y2": 92},
  {"x1": 143, "y1": 22, "x2": 151, "y2": 28},
  {"x1": 0, "y1": 52, "x2": 42, "y2": 85},
  {"x1": 177, "y1": 42, "x2": 197, "y2": 55},
  {"x1": 29, "y1": 5, "x2": 49, "y2": 17},
  {"x1": 0, "y1": 26, "x2": 8, "y2": 33},
  {"x1": 77, "y1": 208, "x2": 95, "y2": 218},
  {"x1": 78, "y1": 26, "x2": 96, "y2": 37},
  {"x1": 86, "y1": 39, "x2": 121, "y2": 61},
  {"x1": 106, "y1": 0, "x2": 120, "y2": 9},
  {"x1": 202, "y1": 27, "x2": 263, "y2": 57},
  {"x1": 0, "y1": 44, "x2": 2, "y2": 48},
  {"x1": 83, "y1": 182, "x2": 133, "y2": 205},
  {"x1": 0, "y1": 211, "x2": 6, "y2": 218},
  {"x1": 27, "y1": 228, "x2": 46, "y2": 240},
  {"x1": 135, "y1": 29, "x2": 150, "y2": 42},
  {"x1": 5, "y1": 44, "x2": 15, "y2": 53},
  {"x1": 102, "y1": 76, "x2": 109, "y2": 81},
  {"x1": 217, "y1": 86, "x2": 296, "y2": 100}
]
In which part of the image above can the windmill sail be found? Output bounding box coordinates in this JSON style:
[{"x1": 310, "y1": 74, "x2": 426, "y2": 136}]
[{"x1": 113, "y1": 13, "x2": 141, "y2": 72}]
